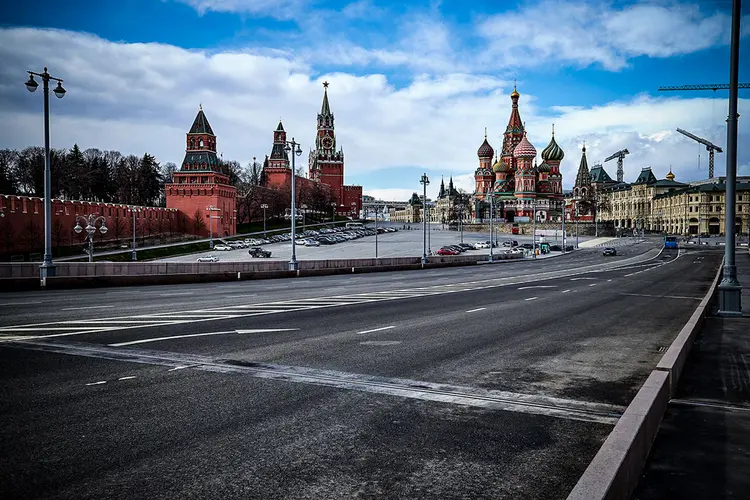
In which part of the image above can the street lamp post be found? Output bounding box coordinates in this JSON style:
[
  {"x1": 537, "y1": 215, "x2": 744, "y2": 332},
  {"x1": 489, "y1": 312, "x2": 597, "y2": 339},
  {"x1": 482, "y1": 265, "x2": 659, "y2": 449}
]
[
  {"x1": 561, "y1": 201, "x2": 566, "y2": 254},
  {"x1": 374, "y1": 204, "x2": 380, "y2": 259},
  {"x1": 74, "y1": 214, "x2": 108, "y2": 263},
  {"x1": 301, "y1": 204, "x2": 308, "y2": 232},
  {"x1": 260, "y1": 203, "x2": 268, "y2": 238},
  {"x1": 25, "y1": 67, "x2": 66, "y2": 283},
  {"x1": 486, "y1": 190, "x2": 494, "y2": 263},
  {"x1": 459, "y1": 206, "x2": 464, "y2": 244},
  {"x1": 532, "y1": 199, "x2": 537, "y2": 259},
  {"x1": 330, "y1": 202, "x2": 336, "y2": 226},
  {"x1": 575, "y1": 205, "x2": 580, "y2": 249},
  {"x1": 129, "y1": 207, "x2": 140, "y2": 261},
  {"x1": 285, "y1": 138, "x2": 303, "y2": 271},
  {"x1": 420, "y1": 173, "x2": 429, "y2": 264},
  {"x1": 206, "y1": 204, "x2": 220, "y2": 249}
]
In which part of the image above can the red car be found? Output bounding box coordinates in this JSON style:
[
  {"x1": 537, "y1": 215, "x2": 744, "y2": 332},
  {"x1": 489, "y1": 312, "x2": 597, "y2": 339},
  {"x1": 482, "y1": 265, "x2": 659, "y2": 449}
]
[{"x1": 437, "y1": 247, "x2": 459, "y2": 255}]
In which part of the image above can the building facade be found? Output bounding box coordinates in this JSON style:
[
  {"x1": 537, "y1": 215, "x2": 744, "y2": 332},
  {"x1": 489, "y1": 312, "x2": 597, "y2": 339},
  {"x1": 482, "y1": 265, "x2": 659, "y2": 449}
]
[
  {"x1": 473, "y1": 86, "x2": 564, "y2": 223},
  {"x1": 165, "y1": 106, "x2": 237, "y2": 237}
]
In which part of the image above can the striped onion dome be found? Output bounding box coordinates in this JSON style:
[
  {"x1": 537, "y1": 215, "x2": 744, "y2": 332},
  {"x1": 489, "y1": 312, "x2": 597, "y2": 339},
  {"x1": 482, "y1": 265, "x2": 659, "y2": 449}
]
[
  {"x1": 541, "y1": 134, "x2": 565, "y2": 161},
  {"x1": 513, "y1": 132, "x2": 536, "y2": 159},
  {"x1": 537, "y1": 160, "x2": 551, "y2": 173}
]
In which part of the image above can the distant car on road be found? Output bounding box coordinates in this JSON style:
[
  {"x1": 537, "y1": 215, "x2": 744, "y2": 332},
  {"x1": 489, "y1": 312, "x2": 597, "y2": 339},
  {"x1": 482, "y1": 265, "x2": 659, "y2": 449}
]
[
  {"x1": 602, "y1": 247, "x2": 617, "y2": 256},
  {"x1": 197, "y1": 255, "x2": 219, "y2": 262},
  {"x1": 248, "y1": 247, "x2": 272, "y2": 258}
]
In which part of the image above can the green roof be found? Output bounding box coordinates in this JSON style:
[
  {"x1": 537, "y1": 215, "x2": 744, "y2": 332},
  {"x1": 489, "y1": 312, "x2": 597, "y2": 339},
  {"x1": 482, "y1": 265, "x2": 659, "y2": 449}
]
[
  {"x1": 633, "y1": 168, "x2": 657, "y2": 185},
  {"x1": 189, "y1": 109, "x2": 214, "y2": 135}
]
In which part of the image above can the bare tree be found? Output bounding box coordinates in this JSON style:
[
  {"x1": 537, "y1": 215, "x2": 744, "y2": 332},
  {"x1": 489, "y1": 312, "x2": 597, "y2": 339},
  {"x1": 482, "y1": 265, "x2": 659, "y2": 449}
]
[
  {"x1": 22, "y1": 219, "x2": 42, "y2": 250},
  {"x1": 192, "y1": 208, "x2": 206, "y2": 236}
]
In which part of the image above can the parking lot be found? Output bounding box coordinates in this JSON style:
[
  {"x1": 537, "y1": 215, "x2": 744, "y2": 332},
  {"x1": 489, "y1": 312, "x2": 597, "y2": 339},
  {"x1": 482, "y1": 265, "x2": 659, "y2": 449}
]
[{"x1": 159, "y1": 223, "x2": 580, "y2": 263}]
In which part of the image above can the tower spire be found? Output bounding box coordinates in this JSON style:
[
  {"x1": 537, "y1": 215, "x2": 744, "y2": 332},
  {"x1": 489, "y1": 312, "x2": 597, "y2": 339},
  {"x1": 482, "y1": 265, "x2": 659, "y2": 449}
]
[{"x1": 321, "y1": 81, "x2": 331, "y2": 115}]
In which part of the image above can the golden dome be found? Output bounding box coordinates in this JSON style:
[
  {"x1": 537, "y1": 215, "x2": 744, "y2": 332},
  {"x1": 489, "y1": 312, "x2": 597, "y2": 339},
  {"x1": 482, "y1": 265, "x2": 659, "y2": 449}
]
[{"x1": 666, "y1": 168, "x2": 675, "y2": 181}]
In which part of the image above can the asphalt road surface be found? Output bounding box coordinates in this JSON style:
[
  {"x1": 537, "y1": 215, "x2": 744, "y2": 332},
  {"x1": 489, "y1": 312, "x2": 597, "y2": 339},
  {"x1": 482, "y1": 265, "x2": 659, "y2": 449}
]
[{"x1": 0, "y1": 241, "x2": 722, "y2": 499}]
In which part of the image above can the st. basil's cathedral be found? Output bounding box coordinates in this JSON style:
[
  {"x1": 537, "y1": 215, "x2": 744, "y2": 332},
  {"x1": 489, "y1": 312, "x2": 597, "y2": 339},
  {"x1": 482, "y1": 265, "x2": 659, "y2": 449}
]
[{"x1": 472, "y1": 86, "x2": 565, "y2": 222}]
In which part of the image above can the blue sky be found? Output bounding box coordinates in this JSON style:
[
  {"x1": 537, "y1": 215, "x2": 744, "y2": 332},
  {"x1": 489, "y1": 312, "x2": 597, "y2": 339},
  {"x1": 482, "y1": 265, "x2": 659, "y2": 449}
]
[{"x1": 1, "y1": 0, "x2": 749, "y2": 200}]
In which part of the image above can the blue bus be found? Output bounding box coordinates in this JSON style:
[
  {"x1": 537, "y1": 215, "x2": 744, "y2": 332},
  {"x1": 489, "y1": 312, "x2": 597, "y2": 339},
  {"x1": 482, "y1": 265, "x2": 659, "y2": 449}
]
[{"x1": 664, "y1": 235, "x2": 678, "y2": 249}]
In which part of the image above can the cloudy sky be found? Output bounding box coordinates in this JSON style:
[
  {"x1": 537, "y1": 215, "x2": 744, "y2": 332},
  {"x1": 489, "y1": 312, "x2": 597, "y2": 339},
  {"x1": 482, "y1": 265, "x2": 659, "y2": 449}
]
[{"x1": 1, "y1": 0, "x2": 748, "y2": 201}]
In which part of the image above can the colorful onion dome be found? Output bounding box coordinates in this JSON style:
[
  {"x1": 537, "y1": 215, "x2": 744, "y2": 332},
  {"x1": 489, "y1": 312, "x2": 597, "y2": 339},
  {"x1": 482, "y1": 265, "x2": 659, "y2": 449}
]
[
  {"x1": 492, "y1": 157, "x2": 508, "y2": 173},
  {"x1": 541, "y1": 130, "x2": 565, "y2": 161},
  {"x1": 537, "y1": 160, "x2": 551, "y2": 173},
  {"x1": 666, "y1": 168, "x2": 675, "y2": 181},
  {"x1": 513, "y1": 131, "x2": 536, "y2": 159},
  {"x1": 510, "y1": 84, "x2": 519, "y2": 99},
  {"x1": 477, "y1": 137, "x2": 494, "y2": 159}
]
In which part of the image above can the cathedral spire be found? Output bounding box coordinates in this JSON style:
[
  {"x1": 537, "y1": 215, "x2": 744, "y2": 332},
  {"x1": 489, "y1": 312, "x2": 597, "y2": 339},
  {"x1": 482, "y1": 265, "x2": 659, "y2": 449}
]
[
  {"x1": 438, "y1": 177, "x2": 446, "y2": 199},
  {"x1": 575, "y1": 144, "x2": 591, "y2": 188}
]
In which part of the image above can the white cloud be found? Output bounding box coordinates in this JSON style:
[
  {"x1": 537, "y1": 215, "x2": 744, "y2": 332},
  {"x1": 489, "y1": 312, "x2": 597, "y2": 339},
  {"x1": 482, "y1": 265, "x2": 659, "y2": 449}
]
[
  {"x1": 173, "y1": 0, "x2": 309, "y2": 18},
  {"x1": 476, "y1": 0, "x2": 738, "y2": 71},
  {"x1": 0, "y1": 27, "x2": 747, "y2": 207}
]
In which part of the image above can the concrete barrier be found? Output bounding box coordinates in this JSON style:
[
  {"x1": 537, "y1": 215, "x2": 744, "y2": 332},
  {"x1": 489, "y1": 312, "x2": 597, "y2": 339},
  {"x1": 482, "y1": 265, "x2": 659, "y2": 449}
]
[
  {"x1": 567, "y1": 370, "x2": 671, "y2": 500},
  {"x1": 654, "y1": 256, "x2": 724, "y2": 396},
  {"x1": 567, "y1": 256, "x2": 724, "y2": 500}
]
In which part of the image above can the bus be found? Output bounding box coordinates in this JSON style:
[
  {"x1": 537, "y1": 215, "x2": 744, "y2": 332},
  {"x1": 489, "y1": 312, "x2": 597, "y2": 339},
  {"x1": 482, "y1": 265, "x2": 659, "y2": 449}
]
[
  {"x1": 664, "y1": 235, "x2": 678, "y2": 249},
  {"x1": 345, "y1": 222, "x2": 364, "y2": 230}
]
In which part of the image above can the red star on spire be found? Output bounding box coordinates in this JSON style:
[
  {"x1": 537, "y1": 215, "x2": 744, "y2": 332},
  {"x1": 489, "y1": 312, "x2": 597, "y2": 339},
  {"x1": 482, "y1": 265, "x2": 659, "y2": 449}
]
[{"x1": 323, "y1": 81, "x2": 329, "y2": 89}]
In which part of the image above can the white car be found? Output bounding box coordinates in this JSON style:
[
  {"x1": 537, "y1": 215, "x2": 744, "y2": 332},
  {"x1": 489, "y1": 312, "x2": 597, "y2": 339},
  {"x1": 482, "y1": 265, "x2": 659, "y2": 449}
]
[
  {"x1": 305, "y1": 239, "x2": 320, "y2": 246},
  {"x1": 474, "y1": 242, "x2": 491, "y2": 249},
  {"x1": 213, "y1": 244, "x2": 232, "y2": 251},
  {"x1": 197, "y1": 255, "x2": 219, "y2": 262},
  {"x1": 295, "y1": 239, "x2": 308, "y2": 245}
]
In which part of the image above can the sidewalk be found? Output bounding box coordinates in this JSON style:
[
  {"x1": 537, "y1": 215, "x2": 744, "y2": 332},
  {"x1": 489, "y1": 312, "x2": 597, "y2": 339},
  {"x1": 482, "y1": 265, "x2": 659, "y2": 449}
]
[{"x1": 633, "y1": 250, "x2": 750, "y2": 499}]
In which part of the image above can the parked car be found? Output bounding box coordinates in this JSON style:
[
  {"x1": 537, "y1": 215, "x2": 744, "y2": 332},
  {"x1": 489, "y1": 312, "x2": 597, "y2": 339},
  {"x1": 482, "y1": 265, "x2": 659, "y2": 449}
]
[
  {"x1": 437, "y1": 247, "x2": 459, "y2": 255},
  {"x1": 602, "y1": 247, "x2": 617, "y2": 256},
  {"x1": 248, "y1": 247, "x2": 272, "y2": 258},
  {"x1": 197, "y1": 255, "x2": 219, "y2": 262},
  {"x1": 213, "y1": 244, "x2": 232, "y2": 251},
  {"x1": 304, "y1": 239, "x2": 320, "y2": 246}
]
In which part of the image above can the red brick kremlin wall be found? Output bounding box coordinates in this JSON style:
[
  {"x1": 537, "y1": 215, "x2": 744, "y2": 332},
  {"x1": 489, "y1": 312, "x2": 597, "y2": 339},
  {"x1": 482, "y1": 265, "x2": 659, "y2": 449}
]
[{"x1": 0, "y1": 194, "x2": 180, "y2": 256}]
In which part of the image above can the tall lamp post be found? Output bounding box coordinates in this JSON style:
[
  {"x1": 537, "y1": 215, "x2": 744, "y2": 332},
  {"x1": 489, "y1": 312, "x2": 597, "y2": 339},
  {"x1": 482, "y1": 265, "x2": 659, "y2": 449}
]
[
  {"x1": 260, "y1": 203, "x2": 268, "y2": 238},
  {"x1": 129, "y1": 207, "x2": 140, "y2": 261},
  {"x1": 74, "y1": 214, "x2": 108, "y2": 263},
  {"x1": 301, "y1": 204, "x2": 308, "y2": 232},
  {"x1": 25, "y1": 67, "x2": 66, "y2": 283},
  {"x1": 285, "y1": 138, "x2": 303, "y2": 271},
  {"x1": 206, "y1": 204, "x2": 220, "y2": 249},
  {"x1": 374, "y1": 204, "x2": 380, "y2": 259},
  {"x1": 420, "y1": 173, "x2": 429, "y2": 264},
  {"x1": 561, "y1": 201, "x2": 566, "y2": 254},
  {"x1": 485, "y1": 189, "x2": 495, "y2": 263},
  {"x1": 458, "y1": 206, "x2": 464, "y2": 244},
  {"x1": 532, "y1": 200, "x2": 538, "y2": 259},
  {"x1": 330, "y1": 202, "x2": 337, "y2": 226}
]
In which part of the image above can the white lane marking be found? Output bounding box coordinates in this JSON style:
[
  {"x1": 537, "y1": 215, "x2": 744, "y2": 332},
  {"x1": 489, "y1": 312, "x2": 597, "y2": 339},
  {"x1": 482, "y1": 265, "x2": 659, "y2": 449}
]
[
  {"x1": 61, "y1": 305, "x2": 115, "y2": 311},
  {"x1": 570, "y1": 277, "x2": 597, "y2": 281},
  {"x1": 561, "y1": 289, "x2": 571, "y2": 293},
  {"x1": 618, "y1": 293, "x2": 702, "y2": 300},
  {"x1": 466, "y1": 307, "x2": 487, "y2": 313},
  {"x1": 118, "y1": 376, "x2": 137, "y2": 381},
  {"x1": 589, "y1": 284, "x2": 597, "y2": 287},
  {"x1": 160, "y1": 292, "x2": 194, "y2": 296},
  {"x1": 85, "y1": 381, "x2": 106, "y2": 386},
  {"x1": 607, "y1": 279, "x2": 612, "y2": 282},
  {"x1": 110, "y1": 328, "x2": 299, "y2": 347},
  {"x1": 518, "y1": 285, "x2": 558, "y2": 290},
  {"x1": 357, "y1": 325, "x2": 396, "y2": 335},
  {"x1": 624, "y1": 273, "x2": 636, "y2": 277},
  {"x1": 168, "y1": 365, "x2": 195, "y2": 371},
  {"x1": 0, "y1": 301, "x2": 46, "y2": 306},
  {"x1": 15, "y1": 339, "x2": 623, "y2": 425},
  {"x1": 525, "y1": 297, "x2": 538, "y2": 301},
  {"x1": 360, "y1": 340, "x2": 402, "y2": 346},
  {"x1": 0, "y1": 248, "x2": 672, "y2": 338}
]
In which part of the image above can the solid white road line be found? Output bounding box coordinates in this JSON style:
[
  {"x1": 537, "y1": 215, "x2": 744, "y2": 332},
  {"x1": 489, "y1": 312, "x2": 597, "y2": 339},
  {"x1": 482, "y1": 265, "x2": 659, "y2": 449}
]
[
  {"x1": 109, "y1": 328, "x2": 299, "y2": 347},
  {"x1": 85, "y1": 381, "x2": 106, "y2": 386},
  {"x1": 589, "y1": 284, "x2": 597, "y2": 287},
  {"x1": 570, "y1": 277, "x2": 597, "y2": 281},
  {"x1": 0, "y1": 301, "x2": 46, "y2": 306},
  {"x1": 360, "y1": 340, "x2": 402, "y2": 346},
  {"x1": 525, "y1": 297, "x2": 538, "y2": 301},
  {"x1": 465, "y1": 307, "x2": 487, "y2": 313},
  {"x1": 117, "y1": 376, "x2": 137, "y2": 381},
  {"x1": 61, "y1": 305, "x2": 115, "y2": 311},
  {"x1": 517, "y1": 285, "x2": 558, "y2": 290},
  {"x1": 561, "y1": 289, "x2": 571, "y2": 293},
  {"x1": 357, "y1": 325, "x2": 396, "y2": 335}
]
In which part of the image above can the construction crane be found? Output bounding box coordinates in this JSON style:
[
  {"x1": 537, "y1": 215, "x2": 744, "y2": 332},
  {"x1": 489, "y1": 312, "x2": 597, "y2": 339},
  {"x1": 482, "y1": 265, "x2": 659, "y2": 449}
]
[
  {"x1": 676, "y1": 128, "x2": 723, "y2": 179},
  {"x1": 604, "y1": 149, "x2": 629, "y2": 183},
  {"x1": 658, "y1": 83, "x2": 750, "y2": 92}
]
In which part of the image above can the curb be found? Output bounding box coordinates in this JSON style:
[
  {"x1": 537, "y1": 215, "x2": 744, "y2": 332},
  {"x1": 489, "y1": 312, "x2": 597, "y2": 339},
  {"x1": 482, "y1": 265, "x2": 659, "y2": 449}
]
[{"x1": 566, "y1": 252, "x2": 724, "y2": 500}]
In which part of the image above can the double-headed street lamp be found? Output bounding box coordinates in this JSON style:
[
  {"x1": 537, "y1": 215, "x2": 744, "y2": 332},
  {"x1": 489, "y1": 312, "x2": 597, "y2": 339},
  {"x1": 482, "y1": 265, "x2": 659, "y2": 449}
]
[
  {"x1": 285, "y1": 138, "x2": 303, "y2": 271},
  {"x1": 25, "y1": 67, "x2": 66, "y2": 283},
  {"x1": 260, "y1": 203, "x2": 269, "y2": 238},
  {"x1": 330, "y1": 202, "x2": 337, "y2": 226},
  {"x1": 74, "y1": 214, "x2": 108, "y2": 263},
  {"x1": 420, "y1": 173, "x2": 430, "y2": 265}
]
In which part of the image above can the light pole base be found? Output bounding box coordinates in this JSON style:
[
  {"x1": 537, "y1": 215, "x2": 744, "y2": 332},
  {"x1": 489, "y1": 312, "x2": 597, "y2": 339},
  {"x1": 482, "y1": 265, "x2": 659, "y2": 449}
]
[
  {"x1": 421, "y1": 256, "x2": 428, "y2": 265},
  {"x1": 718, "y1": 280, "x2": 743, "y2": 317},
  {"x1": 132, "y1": 250, "x2": 137, "y2": 261},
  {"x1": 288, "y1": 260, "x2": 298, "y2": 272},
  {"x1": 39, "y1": 263, "x2": 56, "y2": 279}
]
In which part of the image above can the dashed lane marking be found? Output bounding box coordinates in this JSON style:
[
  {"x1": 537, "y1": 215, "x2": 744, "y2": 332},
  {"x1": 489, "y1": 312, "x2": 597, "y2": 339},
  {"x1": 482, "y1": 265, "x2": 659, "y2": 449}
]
[
  {"x1": 110, "y1": 328, "x2": 299, "y2": 347},
  {"x1": 517, "y1": 285, "x2": 558, "y2": 290},
  {"x1": 85, "y1": 381, "x2": 106, "y2": 386},
  {"x1": 525, "y1": 297, "x2": 538, "y2": 301},
  {"x1": 61, "y1": 305, "x2": 115, "y2": 311},
  {"x1": 465, "y1": 307, "x2": 487, "y2": 313},
  {"x1": 8, "y1": 339, "x2": 624, "y2": 424},
  {"x1": 561, "y1": 289, "x2": 571, "y2": 293},
  {"x1": 360, "y1": 341, "x2": 402, "y2": 346},
  {"x1": 117, "y1": 376, "x2": 137, "y2": 381},
  {"x1": 0, "y1": 249, "x2": 675, "y2": 340},
  {"x1": 357, "y1": 326, "x2": 396, "y2": 335}
]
